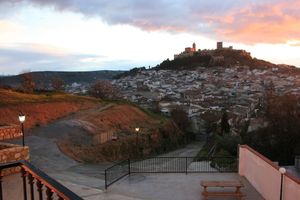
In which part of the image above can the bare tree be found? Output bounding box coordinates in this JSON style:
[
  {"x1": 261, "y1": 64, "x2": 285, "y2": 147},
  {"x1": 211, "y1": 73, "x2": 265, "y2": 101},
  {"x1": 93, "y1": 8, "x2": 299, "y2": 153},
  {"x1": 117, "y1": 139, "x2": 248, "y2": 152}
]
[
  {"x1": 89, "y1": 80, "x2": 120, "y2": 99},
  {"x1": 20, "y1": 72, "x2": 35, "y2": 93},
  {"x1": 51, "y1": 77, "x2": 65, "y2": 91},
  {"x1": 171, "y1": 106, "x2": 189, "y2": 131}
]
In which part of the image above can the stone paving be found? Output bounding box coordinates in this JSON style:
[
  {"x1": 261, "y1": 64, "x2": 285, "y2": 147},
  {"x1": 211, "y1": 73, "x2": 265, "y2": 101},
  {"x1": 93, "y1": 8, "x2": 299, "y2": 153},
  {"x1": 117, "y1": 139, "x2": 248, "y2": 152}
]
[
  {"x1": 3, "y1": 118, "x2": 263, "y2": 200},
  {"x1": 105, "y1": 173, "x2": 264, "y2": 200},
  {"x1": 3, "y1": 172, "x2": 264, "y2": 200}
]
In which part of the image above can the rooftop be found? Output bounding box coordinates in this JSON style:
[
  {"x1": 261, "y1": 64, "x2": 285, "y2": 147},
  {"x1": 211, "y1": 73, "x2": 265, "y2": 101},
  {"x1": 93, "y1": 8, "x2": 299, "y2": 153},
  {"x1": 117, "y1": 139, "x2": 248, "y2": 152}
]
[
  {"x1": 3, "y1": 172, "x2": 263, "y2": 200},
  {"x1": 106, "y1": 173, "x2": 263, "y2": 200}
]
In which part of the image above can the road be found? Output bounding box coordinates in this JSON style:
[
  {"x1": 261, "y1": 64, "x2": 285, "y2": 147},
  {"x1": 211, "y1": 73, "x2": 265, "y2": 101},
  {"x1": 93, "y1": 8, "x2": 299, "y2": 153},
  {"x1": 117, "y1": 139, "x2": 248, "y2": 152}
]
[{"x1": 8, "y1": 106, "x2": 204, "y2": 193}]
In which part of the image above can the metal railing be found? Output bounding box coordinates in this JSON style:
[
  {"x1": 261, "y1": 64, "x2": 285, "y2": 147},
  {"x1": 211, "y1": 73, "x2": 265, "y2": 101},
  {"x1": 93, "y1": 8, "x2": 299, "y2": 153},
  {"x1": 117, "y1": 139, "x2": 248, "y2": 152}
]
[
  {"x1": 104, "y1": 159, "x2": 130, "y2": 189},
  {"x1": 104, "y1": 156, "x2": 237, "y2": 189},
  {"x1": 0, "y1": 160, "x2": 83, "y2": 200},
  {"x1": 130, "y1": 156, "x2": 237, "y2": 173}
]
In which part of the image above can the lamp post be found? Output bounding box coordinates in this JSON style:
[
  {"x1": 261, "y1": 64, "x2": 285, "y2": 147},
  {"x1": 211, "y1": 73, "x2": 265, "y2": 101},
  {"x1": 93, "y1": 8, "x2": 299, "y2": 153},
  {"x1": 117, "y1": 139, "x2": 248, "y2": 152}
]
[
  {"x1": 18, "y1": 113, "x2": 26, "y2": 146},
  {"x1": 135, "y1": 127, "x2": 140, "y2": 155},
  {"x1": 279, "y1": 167, "x2": 286, "y2": 200}
]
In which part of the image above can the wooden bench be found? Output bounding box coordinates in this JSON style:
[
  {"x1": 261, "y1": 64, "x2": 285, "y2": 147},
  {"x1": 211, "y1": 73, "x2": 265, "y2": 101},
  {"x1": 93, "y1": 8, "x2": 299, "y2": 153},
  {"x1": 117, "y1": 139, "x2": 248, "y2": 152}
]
[{"x1": 200, "y1": 180, "x2": 245, "y2": 200}]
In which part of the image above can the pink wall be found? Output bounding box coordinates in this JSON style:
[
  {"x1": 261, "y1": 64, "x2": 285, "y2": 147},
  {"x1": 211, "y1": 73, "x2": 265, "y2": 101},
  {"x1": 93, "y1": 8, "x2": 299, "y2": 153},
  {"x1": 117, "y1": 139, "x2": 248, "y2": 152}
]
[
  {"x1": 239, "y1": 146, "x2": 281, "y2": 200},
  {"x1": 239, "y1": 145, "x2": 300, "y2": 200},
  {"x1": 283, "y1": 175, "x2": 300, "y2": 199}
]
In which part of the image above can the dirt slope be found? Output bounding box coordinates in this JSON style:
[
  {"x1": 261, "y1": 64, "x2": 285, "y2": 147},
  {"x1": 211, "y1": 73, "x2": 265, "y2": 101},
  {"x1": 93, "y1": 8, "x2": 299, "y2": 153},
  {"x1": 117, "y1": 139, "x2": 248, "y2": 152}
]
[
  {"x1": 0, "y1": 89, "x2": 185, "y2": 162},
  {"x1": 57, "y1": 104, "x2": 184, "y2": 162},
  {"x1": 76, "y1": 104, "x2": 158, "y2": 135},
  {"x1": 0, "y1": 89, "x2": 98, "y2": 130}
]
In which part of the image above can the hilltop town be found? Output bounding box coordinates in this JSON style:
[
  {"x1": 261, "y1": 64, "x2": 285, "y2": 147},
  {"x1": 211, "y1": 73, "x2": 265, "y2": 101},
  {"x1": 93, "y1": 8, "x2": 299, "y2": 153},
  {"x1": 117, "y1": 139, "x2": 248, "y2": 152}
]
[
  {"x1": 113, "y1": 42, "x2": 300, "y2": 134},
  {"x1": 1, "y1": 42, "x2": 299, "y2": 135}
]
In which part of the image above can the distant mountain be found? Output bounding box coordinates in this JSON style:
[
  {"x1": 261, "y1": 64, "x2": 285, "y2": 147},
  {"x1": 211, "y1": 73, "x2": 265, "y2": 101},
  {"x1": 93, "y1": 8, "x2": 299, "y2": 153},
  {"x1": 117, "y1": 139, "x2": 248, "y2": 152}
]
[{"x1": 0, "y1": 70, "x2": 125, "y2": 88}]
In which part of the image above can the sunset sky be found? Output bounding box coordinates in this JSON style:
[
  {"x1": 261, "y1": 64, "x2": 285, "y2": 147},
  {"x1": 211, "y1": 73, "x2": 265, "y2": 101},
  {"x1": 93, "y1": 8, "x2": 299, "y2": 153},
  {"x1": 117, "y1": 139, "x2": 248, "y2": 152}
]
[{"x1": 0, "y1": 0, "x2": 300, "y2": 75}]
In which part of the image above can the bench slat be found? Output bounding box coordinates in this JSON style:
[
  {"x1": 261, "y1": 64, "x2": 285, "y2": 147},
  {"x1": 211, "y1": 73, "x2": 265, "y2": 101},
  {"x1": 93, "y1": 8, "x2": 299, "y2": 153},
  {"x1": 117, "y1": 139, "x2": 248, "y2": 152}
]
[
  {"x1": 201, "y1": 180, "x2": 246, "y2": 199},
  {"x1": 202, "y1": 191, "x2": 245, "y2": 197},
  {"x1": 201, "y1": 180, "x2": 244, "y2": 187}
]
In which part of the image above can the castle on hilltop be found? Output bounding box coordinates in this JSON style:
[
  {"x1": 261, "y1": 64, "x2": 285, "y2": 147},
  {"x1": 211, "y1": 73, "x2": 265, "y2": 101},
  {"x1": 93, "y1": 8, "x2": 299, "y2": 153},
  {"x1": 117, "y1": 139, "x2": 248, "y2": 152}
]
[
  {"x1": 216, "y1": 42, "x2": 233, "y2": 50},
  {"x1": 174, "y1": 41, "x2": 251, "y2": 60},
  {"x1": 174, "y1": 42, "x2": 197, "y2": 59}
]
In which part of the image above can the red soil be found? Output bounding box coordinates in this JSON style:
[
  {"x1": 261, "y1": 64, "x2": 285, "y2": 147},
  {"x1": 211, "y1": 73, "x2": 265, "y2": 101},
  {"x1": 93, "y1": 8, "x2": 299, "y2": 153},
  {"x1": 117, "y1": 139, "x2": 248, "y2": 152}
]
[
  {"x1": 78, "y1": 104, "x2": 157, "y2": 134},
  {"x1": 0, "y1": 101, "x2": 96, "y2": 131}
]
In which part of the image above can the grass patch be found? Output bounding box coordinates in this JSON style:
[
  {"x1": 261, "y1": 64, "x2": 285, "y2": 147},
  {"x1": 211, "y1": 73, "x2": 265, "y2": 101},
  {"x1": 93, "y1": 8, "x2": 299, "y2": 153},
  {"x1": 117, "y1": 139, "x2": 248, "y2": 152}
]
[
  {"x1": 194, "y1": 135, "x2": 216, "y2": 159},
  {"x1": 0, "y1": 88, "x2": 99, "y2": 106},
  {"x1": 103, "y1": 99, "x2": 168, "y2": 122}
]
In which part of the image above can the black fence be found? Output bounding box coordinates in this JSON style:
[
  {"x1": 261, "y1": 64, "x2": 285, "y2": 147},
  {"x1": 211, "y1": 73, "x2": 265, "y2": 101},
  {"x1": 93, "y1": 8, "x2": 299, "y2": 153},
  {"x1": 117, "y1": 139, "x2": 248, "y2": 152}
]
[
  {"x1": 104, "y1": 156, "x2": 237, "y2": 189},
  {"x1": 0, "y1": 160, "x2": 83, "y2": 200},
  {"x1": 104, "y1": 159, "x2": 130, "y2": 189},
  {"x1": 130, "y1": 156, "x2": 237, "y2": 173}
]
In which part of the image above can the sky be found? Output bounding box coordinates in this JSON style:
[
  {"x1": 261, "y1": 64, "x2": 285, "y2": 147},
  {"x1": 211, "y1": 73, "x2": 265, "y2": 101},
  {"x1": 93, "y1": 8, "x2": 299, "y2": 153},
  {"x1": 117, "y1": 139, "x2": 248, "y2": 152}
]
[{"x1": 0, "y1": 0, "x2": 300, "y2": 75}]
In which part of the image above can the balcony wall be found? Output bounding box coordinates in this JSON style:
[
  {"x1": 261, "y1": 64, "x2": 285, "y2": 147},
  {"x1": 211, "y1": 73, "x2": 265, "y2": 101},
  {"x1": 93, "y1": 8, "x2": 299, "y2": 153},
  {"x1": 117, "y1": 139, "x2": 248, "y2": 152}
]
[
  {"x1": 284, "y1": 174, "x2": 300, "y2": 199},
  {"x1": 0, "y1": 125, "x2": 22, "y2": 141},
  {"x1": 0, "y1": 142, "x2": 29, "y2": 175},
  {"x1": 239, "y1": 145, "x2": 300, "y2": 200}
]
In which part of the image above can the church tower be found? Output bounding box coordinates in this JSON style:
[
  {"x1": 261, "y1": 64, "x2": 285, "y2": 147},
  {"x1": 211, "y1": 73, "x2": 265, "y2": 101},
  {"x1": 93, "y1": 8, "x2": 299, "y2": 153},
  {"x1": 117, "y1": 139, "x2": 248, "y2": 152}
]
[{"x1": 192, "y1": 42, "x2": 196, "y2": 52}]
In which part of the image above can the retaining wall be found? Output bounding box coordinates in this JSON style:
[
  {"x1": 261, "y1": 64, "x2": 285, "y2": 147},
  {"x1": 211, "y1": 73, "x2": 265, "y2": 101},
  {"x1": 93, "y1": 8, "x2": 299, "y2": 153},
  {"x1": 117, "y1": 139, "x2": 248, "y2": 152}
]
[
  {"x1": 0, "y1": 125, "x2": 22, "y2": 141},
  {"x1": 0, "y1": 142, "x2": 30, "y2": 175}
]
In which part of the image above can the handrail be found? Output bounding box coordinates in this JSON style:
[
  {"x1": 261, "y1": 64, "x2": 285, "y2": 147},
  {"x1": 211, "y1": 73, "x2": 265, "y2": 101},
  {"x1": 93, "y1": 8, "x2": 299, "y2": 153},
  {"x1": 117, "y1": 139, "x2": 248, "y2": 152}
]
[
  {"x1": 0, "y1": 160, "x2": 83, "y2": 200},
  {"x1": 105, "y1": 159, "x2": 129, "y2": 171},
  {"x1": 20, "y1": 160, "x2": 83, "y2": 200},
  {"x1": 132, "y1": 156, "x2": 236, "y2": 159},
  {"x1": 0, "y1": 161, "x2": 20, "y2": 169}
]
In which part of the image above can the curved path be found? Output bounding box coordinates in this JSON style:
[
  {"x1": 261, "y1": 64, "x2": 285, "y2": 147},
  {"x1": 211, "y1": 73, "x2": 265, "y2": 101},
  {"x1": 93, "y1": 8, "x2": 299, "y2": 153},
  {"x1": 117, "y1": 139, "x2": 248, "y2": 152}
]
[
  {"x1": 9, "y1": 105, "x2": 114, "y2": 197},
  {"x1": 9, "y1": 105, "x2": 204, "y2": 199}
]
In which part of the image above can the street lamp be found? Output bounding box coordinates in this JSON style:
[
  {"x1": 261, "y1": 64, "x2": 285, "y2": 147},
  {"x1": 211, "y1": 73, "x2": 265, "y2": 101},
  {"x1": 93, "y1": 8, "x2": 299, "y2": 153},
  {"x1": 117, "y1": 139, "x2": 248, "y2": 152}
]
[
  {"x1": 18, "y1": 113, "x2": 26, "y2": 146},
  {"x1": 135, "y1": 127, "x2": 140, "y2": 155},
  {"x1": 279, "y1": 167, "x2": 286, "y2": 200}
]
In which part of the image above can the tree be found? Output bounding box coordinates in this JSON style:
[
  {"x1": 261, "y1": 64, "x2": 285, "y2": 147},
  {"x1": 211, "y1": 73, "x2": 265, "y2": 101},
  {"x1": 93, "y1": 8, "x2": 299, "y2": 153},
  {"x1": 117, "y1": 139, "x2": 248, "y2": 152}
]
[
  {"x1": 239, "y1": 119, "x2": 250, "y2": 140},
  {"x1": 20, "y1": 72, "x2": 35, "y2": 93},
  {"x1": 170, "y1": 106, "x2": 189, "y2": 131},
  {"x1": 220, "y1": 110, "x2": 230, "y2": 135},
  {"x1": 201, "y1": 111, "x2": 220, "y2": 134},
  {"x1": 51, "y1": 77, "x2": 65, "y2": 91},
  {"x1": 265, "y1": 94, "x2": 300, "y2": 164},
  {"x1": 244, "y1": 93, "x2": 300, "y2": 165},
  {"x1": 89, "y1": 80, "x2": 120, "y2": 99}
]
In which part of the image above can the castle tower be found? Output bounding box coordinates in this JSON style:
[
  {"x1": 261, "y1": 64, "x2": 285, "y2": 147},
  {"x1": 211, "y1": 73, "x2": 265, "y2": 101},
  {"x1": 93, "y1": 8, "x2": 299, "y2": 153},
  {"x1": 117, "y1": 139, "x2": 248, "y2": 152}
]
[
  {"x1": 192, "y1": 42, "x2": 196, "y2": 52},
  {"x1": 217, "y1": 42, "x2": 223, "y2": 49}
]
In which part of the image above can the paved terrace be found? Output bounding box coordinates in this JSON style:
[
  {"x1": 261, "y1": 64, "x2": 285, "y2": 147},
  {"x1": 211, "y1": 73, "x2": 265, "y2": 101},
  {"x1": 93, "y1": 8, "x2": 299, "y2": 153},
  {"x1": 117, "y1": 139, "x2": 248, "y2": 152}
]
[
  {"x1": 3, "y1": 172, "x2": 264, "y2": 200},
  {"x1": 3, "y1": 118, "x2": 265, "y2": 200}
]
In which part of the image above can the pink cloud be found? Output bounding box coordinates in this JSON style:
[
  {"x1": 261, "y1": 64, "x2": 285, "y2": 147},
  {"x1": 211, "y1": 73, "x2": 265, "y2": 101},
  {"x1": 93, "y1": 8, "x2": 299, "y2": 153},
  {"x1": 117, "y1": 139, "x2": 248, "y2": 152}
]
[
  {"x1": 212, "y1": 1, "x2": 300, "y2": 44},
  {"x1": 1, "y1": 0, "x2": 300, "y2": 45}
]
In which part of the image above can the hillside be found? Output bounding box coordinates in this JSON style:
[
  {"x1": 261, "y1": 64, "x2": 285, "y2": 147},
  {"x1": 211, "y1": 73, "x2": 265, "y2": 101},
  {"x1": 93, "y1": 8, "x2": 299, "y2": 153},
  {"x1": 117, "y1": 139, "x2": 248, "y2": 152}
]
[
  {"x1": 154, "y1": 49, "x2": 299, "y2": 73},
  {"x1": 0, "y1": 89, "x2": 98, "y2": 129},
  {"x1": 0, "y1": 70, "x2": 124, "y2": 88},
  {"x1": 0, "y1": 88, "x2": 184, "y2": 162},
  {"x1": 58, "y1": 103, "x2": 184, "y2": 162}
]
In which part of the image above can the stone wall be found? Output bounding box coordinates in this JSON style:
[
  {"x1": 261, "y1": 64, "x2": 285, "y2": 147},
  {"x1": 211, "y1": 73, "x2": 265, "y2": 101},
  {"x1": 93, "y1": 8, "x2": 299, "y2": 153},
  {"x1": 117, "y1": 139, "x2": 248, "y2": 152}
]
[
  {"x1": 0, "y1": 142, "x2": 30, "y2": 176},
  {"x1": 93, "y1": 131, "x2": 113, "y2": 145},
  {"x1": 0, "y1": 125, "x2": 22, "y2": 141}
]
